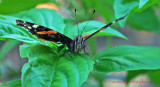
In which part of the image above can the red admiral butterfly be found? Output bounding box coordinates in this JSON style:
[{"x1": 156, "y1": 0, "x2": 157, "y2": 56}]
[{"x1": 16, "y1": 9, "x2": 128, "y2": 54}]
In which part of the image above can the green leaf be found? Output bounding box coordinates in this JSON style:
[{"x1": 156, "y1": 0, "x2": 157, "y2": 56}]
[
  {"x1": 114, "y1": 0, "x2": 160, "y2": 27},
  {"x1": 126, "y1": 70, "x2": 150, "y2": 83},
  {"x1": 0, "y1": 16, "x2": 6, "y2": 20},
  {"x1": 1, "y1": 79, "x2": 21, "y2": 87},
  {"x1": 139, "y1": 0, "x2": 149, "y2": 8},
  {"x1": 81, "y1": 0, "x2": 115, "y2": 22},
  {"x1": 114, "y1": 0, "x2": 138, "y2": 27},
  {"x1": 13, "y1": 8, "x2": 65, "y2": 34},
  {"x1": 0, "y1": 40, "x2": 19, "y2": 61},
  {"x1": 0, "y1": 0, "x2": 55, "y2": 14},
  {"x1": 128, "y1": 7, "x2": 160, "y2": 33},
  {"x1": 94, "y1": 45, "x2": 160, "y2": 73},
  {"x1": 0, "y1": 15, "x2": 48, "y2": 45},
  {"x1": 65, "y1": 20, "x2": 127, "y2": 40},
  {"x1": 0, "y1": 9, "x2": 64, "y2": 46},
  {"x1": 20, "y1": 44, "x2": 94, "y2": 87},
  {"x1": 138, "y1": 0, "x2": 160, "y2": 11},
  {"x1": 148, "y1": 70, "x2": 160, "y2": 87}
]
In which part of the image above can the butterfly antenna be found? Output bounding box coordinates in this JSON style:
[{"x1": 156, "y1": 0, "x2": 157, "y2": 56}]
[
  {"x1": 80, "y1": 9, "x2": 96, "y2": 35},
  {"x1": 74, "y1": 8, "x2": 80, "y2": 35},
  {"x1": 84, "y1": 14, "x2": 128, "y2": 41}
]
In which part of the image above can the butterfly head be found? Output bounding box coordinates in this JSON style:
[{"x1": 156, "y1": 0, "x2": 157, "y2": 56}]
[{"x1": 69, "y1": 35, "x2": 85, "y2": 53}]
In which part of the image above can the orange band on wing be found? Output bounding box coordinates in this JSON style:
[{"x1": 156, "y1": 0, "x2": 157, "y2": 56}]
[
  {"x1": 37, "y1": 30, "x2": 57, "y2": 34},
  {"x1": 37, "y1": 37, "x2": 46, "y2": 41},
  {"x1": 82, "y1": 33, "x2": 93, "y2": 37},
  {"x1": 98, "y1": 27, "x2": 105, "y2": 31},
  {"x1": 83, "y1": 27, "x2": 106, "y2": 37}
]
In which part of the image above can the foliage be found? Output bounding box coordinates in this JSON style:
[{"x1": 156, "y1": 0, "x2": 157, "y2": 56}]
[
  {"x1": 0, "y1": 8, "x2": 127, "y2": 87},
  {"x1": 19, "y1": 44, "x2": 94, "y2": 87},
  {"x1": 0, "y1": 0, "x2": 55, "y2": 14},
  {"x1": 148, "y1": 70, "x2": 160, "y2": 87},
  {"x1": 94, "y1": 46, "x2": 160, "y2": 73},
  {"x1": 0, "y1": 0, "x2": 160, "y2": 87},
  {"x1": 80, "y1": 0, "x2": 160, "y2": 33},
  {"x1": 114, "y1": 0, "x2": 160, "y2": 32},
  {"x1": 128, "y1": 7, "x2": 160, "y2": 33},
  {"x1": 1, "y1": 79, "x2": 21, "y2": 87}
]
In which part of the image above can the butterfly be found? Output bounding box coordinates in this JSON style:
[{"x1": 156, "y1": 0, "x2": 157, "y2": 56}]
[{"x1": 16, "y1": 9, "x2": 128, "y2": 55}]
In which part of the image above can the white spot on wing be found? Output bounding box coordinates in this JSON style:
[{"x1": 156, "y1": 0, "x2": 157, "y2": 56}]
[
  {"x1": 28, "y1": 26, "x2": 32, "y2": 29},
  {"x1": 112, "y1": 21, "x2": 116, "y2": 24},
  {"x1": 32, "y1": 25, "x2": 39, "y2": 28}
]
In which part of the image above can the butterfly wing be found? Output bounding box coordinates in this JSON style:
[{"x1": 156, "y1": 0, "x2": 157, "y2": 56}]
[
  {"x1": 82, "y1": 14, "x2": 128, "y2": 40},
  {"x1": 16, "y1": 20, "x2": 73, "y2": 44}
]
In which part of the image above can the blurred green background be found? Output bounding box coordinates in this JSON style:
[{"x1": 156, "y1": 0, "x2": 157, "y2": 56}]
[{"x1": 0, "y1": 0, "x2": 160, "y2": 87}]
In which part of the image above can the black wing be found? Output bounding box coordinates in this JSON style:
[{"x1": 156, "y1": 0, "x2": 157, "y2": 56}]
[
  {"x1": 83, "y1": 14, "x2": 128, "y2": 40},
  {"x1": 16, "y1": 20, "x2": 73, "y2": 45}
]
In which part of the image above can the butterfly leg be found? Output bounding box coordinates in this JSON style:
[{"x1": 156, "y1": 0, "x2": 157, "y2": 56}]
[
  {"x1": 68, "y1": 52, "x2": 72, "y2": 59},
  {"x1": 61, "y1": 45, "x2": 72, "y2": 59},
  {"x1": 62, "y1": 48, "x2": 72, "y2": 59},
  {"x1": 62, "y1": 46, "x2": 66, "y2": 56},
  {"x1": 29, "y1": 63, "x2": 32, "y2": 67},
  {"x1": 83, "y1": 45, "x2": 88, "y2": 54},
  {"x1": 85, "y1": 45, "x2": 97, "y2": 64}
]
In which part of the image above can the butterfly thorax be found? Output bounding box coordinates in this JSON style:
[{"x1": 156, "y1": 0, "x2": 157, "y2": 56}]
[{"x1": 68, "y1": 35, "x2": 85, "y2": 53}]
